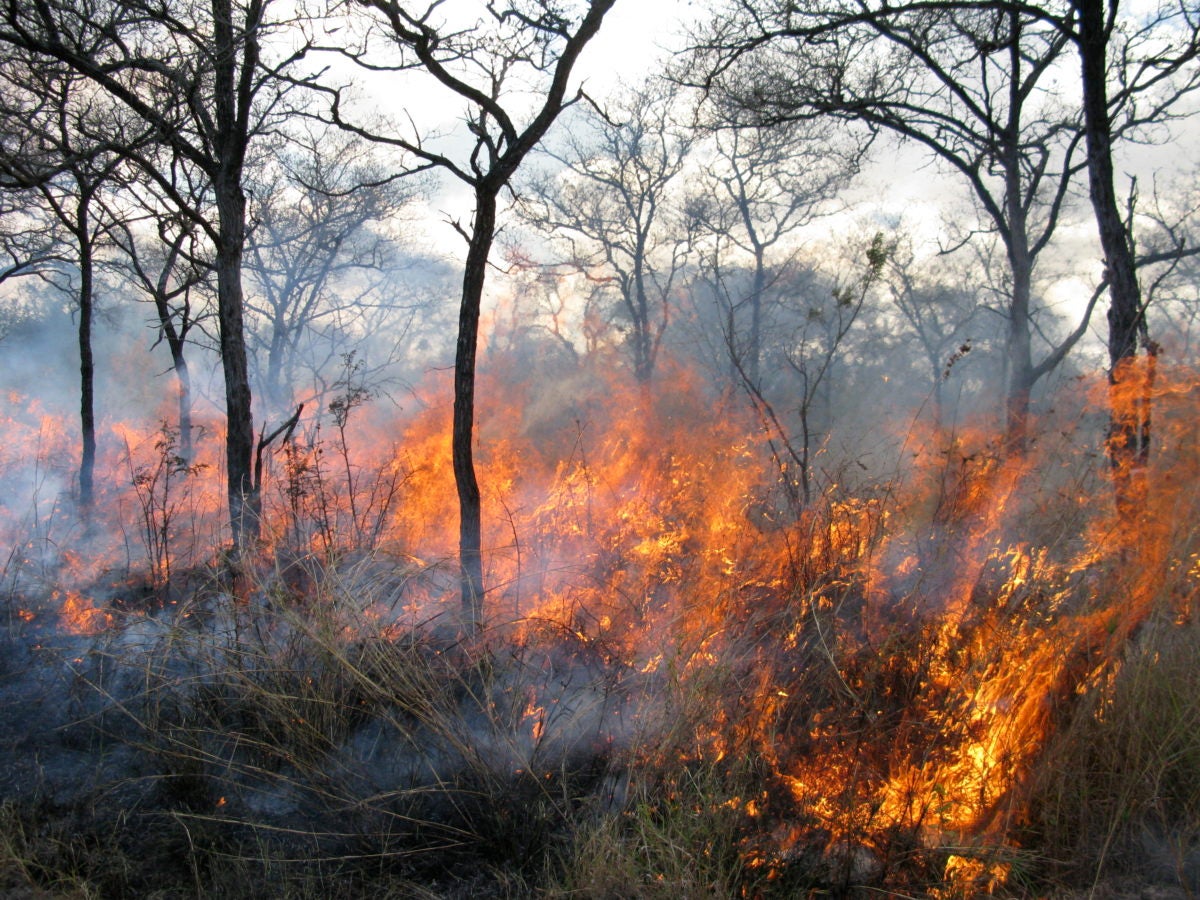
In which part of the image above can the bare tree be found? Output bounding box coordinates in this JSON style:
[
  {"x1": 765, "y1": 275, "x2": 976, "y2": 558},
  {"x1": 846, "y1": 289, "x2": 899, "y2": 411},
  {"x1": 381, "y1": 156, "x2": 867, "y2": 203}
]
[
  {"x1": 0, "y1": 59, "x2": 67, "y2": 288},
  {"x1": 689, "y1": 1, "x2": 1094, "y2": 447},
  {"x1": 1139, "y1": 172, "x2": 1200, "y2": 358},
  {"x1": 883, "y1": 236, "x2": 991, "y2": 431},
  {"x1": 0, "y1": 50, "x2": 144, "y2": 510},
  {"x1": 33, "y1": 107, "x2": 124, "y2": 510},
  {"x1": 0, "y1": 193, "x2": 62, "y2": 295},
  {"x1": 244, "y1": 125, "x2": 420, "y2": 410},
  {"x1": 1066, "y1": 0, "x2": 1200, "y2": 487},
  {"x1": 688, "y1": 119, "x2": 863, "y2": 391},
  {"x1": 326, "y1": 0, "x2": 618, "y2": 630},
  {"x1": 109, "y1": 159, "x2": 216, "y2": 463},
  {"x1": 520, "y1": 81, "x2": 694, "y2": 384},
  {"x1": 787, "y1": 232, "x2": 891, "y2": 505},
  {"x1": 0, "y1": 0, "x2": 313, "y2": 550}
]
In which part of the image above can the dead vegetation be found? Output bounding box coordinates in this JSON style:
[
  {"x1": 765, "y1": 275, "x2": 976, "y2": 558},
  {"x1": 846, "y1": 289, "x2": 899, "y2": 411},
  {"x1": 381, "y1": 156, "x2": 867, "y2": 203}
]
[{"x1": 1, "y1": 367, "x2": 1199, "y2": 898}]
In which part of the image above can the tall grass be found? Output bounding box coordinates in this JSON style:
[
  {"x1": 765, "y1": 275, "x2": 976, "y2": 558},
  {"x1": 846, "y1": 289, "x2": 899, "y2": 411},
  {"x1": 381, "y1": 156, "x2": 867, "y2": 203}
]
[{"x1": 2, "y1": 367, "x2": 1199, "y2": 897}]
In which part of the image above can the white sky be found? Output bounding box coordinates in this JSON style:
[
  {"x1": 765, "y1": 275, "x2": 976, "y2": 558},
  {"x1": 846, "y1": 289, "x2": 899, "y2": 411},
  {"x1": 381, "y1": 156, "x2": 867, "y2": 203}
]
[{"x1": 348, "y1": 0, "x2": 1194, "y2": 354}]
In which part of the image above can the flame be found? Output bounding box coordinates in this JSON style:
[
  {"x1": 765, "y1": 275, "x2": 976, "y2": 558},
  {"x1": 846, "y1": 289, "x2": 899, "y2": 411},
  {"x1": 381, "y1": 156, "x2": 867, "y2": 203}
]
[
  {"x1": 56, "y1": 589, "x2": 114, "y2": 636},
  {"x1": 522, "y1": 688, "x2": 547, "y2": 745},
  {"x1": 3, "y1": 345, "x2": 1199, "y2": 893}
]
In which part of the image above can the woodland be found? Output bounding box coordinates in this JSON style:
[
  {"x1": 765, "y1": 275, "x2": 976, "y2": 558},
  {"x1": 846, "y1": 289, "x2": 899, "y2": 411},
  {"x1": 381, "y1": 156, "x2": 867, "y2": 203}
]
[{"x1": 0, "y1": 0, "x2": 1199, "y2": 896}]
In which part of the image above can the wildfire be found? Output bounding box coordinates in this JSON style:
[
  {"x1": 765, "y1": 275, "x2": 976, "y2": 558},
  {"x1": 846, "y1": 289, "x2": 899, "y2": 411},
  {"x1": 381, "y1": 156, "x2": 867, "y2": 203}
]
[
  {"x1": 2, "y1": 351, "x2": 1198, "y2": 895},
  {"x1": 55, "y1": 588, "x2": 114, "y2": 636}
]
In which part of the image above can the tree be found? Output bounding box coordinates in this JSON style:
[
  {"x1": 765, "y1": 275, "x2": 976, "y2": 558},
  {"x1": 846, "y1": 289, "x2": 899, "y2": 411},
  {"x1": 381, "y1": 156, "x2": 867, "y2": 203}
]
[
  {"x1": 328, "y1": 0, "x2": 618, "y2": 630},
  {"x1": 786, "y1": 232, "x2": 891, "y2": 505},
  {"x1": 110, "y1": 166, "x2": 215, "y2": 464},
  {"x1": 0, "y1": 47, "x2": 143, "y2": 510},
  {"x1": 1066, "y1": 0, "x2": 1200, "y2": 485},
  {"x1": 0, "y1": 191, "x2": 61, "y2": 293},
  {"x1": 520, "y1": 81, "x2": 694, "y2": 384},
  {"x1": 0, "y1": 54, "x2": 68, "y2": 291},
  {"x1": 33, "y1": 89, "x2": 126, "y2": 510},
  {"x1": 689, "y1": 0, "x2": 1096, "y2": 447},
  {"x1": 883, "y1": 235, "x2": 994, "y2": 431},
  {"x1": 244, "y1": 126, "x2": 419, "y2": 410},
  {"x1": 0, "y1": 0, "x2": 311, "y2": 550},
  {"x1": 687, "y1": 118, "x2": 862, "y2": 391},
  {"x1": 1140, "y1": 172, "x2": 1200, "y2": 358}
]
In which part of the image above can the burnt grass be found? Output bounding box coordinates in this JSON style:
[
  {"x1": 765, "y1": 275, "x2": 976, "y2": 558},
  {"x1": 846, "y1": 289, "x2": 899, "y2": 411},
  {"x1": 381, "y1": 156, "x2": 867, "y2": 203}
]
[
  {"x1": 1, "y1": 548, "x2": 1199, "y2": 900},
  {"x1": 0, "y1": 592, "x2": 618, "y2": 897}
]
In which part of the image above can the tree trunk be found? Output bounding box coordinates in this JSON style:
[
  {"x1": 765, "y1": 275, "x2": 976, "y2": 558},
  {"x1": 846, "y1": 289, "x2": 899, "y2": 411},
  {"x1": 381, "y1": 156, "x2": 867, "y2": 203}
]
[
  {"x1": 1004, "y1": 249, "x2": 1035, "y2": 450},
  {"x1": 175, "y1": 353, "x2": 193, "y2": 462},
  {"x1": 748, "y1": 255, "x2": 765, "y2": 390},
  {"x1": 149, "y1": 254, "x2": 195, "y2": 462},
  {"x1": 632, "y1": 264, "x2": 653, "y2": 384},
  {"x1": 76, "y1": 192, "x2": 95, "y2": 510},
  {"x1": 1076, "y1": 0, "x2": 1147, "y2": 500},
  {"x1": 455, "y1": 189, "x2": 497, "y2": 631},
  {"x1": 214, "y1": 172, "x2": 256, "y2": 551},
  {"x1": 208, "y1": 0, "x2": 259, "y2": 556},
  {"x1": 1003, "y1": 25, "x2": 1035, "y2": 453}
]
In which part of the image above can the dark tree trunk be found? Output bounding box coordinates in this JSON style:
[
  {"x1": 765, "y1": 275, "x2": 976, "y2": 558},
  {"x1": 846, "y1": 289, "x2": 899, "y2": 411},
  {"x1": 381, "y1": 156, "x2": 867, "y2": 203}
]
[
  {"x1": 748, "y1": 256, "x2": 765, "y2": 390},
  {"x1": 1003, "y1": 23, "x2": 1035, "y2": 452},
  {"x1": 211, "y1": 0, "x2": 258, "y2": 553},
  {"x1": 454, "y1": 189, "x2": 497, "y2": 631},
  {"x1": 148, "y1": 242, "x2": 196, "y2": 462},
  {"x1": 632, "y1": 263, "x2": 653, "y2": 384},
  {"x1": 175, "y1": 354, "x2": 193, "y2": 462},
  {"x1": 1076, "y1": 0, "x2": 1148, "y2": 496},
  {"x1": 214, "y1": 173, "x2": 256, "y2": 549},
  {"x1": 352, "y1": 0, "x2": 617, "y2": 632},
  {"x1": 76, "y1": 192, "x2": 95, "y2": 510},
  {"x1": 1004, "y1": 243, "x2": 1035, "y2": 450}
]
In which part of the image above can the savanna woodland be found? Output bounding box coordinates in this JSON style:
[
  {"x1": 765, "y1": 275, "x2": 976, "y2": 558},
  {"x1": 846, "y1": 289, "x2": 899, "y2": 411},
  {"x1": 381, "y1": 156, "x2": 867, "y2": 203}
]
[{"x1": 1, "y1": 0, "x2": 1199, "y2": 896}]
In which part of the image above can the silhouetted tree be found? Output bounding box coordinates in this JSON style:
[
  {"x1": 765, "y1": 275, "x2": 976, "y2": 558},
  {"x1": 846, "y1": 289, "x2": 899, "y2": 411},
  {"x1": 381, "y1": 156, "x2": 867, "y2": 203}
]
[
  {"x1": 689, "y1": 1, "x2": 1094, "y2": 447},
  {"x1": 1067, "y1": 0, "x2": 1199, "y2": 488},
  {"x1": 0, "y1": 52, "x2": 141, "y2": 509},
  {"x1": 110, "y1": 166, "x2": 215, "y2": 464},
  {"x1": 244, "y1": 126, "x2": 420, "y2": 410},
  {"x1": 328, "y1": 0, "x2": 618, "y2": 630},
  {"x1": 0, "y1": 0, "x2": 313, "y2": 550},
  {"x1": 688, "y1": 119, "x2": 863, "y2": 392}
]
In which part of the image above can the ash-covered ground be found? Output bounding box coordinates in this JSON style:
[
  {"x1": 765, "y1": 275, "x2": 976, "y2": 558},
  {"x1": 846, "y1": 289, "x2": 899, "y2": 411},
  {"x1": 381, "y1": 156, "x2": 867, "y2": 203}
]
[{"x1": 0, "y1": 554, "x2": 641, "y2": 896}]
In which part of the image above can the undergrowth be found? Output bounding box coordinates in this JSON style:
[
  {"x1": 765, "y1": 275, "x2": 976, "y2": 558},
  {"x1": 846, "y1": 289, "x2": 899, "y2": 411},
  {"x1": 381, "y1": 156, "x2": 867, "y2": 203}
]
[{"x1": 2, "y1": 373, "x2": 1200, "y2": 898}]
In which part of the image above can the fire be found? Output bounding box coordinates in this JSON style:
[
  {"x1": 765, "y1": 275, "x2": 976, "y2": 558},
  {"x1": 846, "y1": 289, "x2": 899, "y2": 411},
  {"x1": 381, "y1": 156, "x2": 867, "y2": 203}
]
[
  {"x1": 56, "y1": 588, "x2": 113, "y2": 636},
  {"x1": 3, "y1": 346, "x2": 1199, "y2": 894},
  {"x1": 523, "y1": 688, "x2": 547, "y2": 745}
]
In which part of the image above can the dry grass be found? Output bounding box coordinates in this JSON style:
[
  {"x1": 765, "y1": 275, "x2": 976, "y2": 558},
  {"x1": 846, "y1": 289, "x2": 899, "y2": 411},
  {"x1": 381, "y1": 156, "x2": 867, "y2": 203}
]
[
  {"x1": 4, "y1": 385, "x2": 1200, "y2": 898},
  {"x1": 1028, "y1": 611, "x2": 1200, "y2": 893}
]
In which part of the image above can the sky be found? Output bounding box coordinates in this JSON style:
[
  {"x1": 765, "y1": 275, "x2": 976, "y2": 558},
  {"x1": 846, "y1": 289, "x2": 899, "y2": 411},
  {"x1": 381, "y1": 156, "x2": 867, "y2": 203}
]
[{"x1": 321, "y1": 0, "x2": 1193, "y2": 362}]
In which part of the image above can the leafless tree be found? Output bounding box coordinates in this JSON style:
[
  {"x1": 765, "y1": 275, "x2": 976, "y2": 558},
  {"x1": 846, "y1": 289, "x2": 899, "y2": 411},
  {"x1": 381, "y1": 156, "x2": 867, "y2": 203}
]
[
  {"x1": 109, "y1": 159, "x2": 216, "y2": 463},
  {"x1": 688, "y1": 1, "x2": 1096, "y2": 448},
  {"x1": 883, "y1": 236, "x2": 990, "y2": 431},
  {"x1": 323, "y1": 0, "x2": 618, "y2": 630},
  {"x1": 1066, "y1": 0, "x2": 1200, "y2": 486},
  {"x1": 519, "y1": 81, "x2": 694, "y2": 384},
  {"x1": 687, "y1": 119, "x2": 863, "y2": 391},
  {"x1": 244, "y1": 125, "x2": 421, "y2": 411},
  {"x1": 0, "y1": 50, "x2": 145, "y2": 509},
  {"x1": 0, "y1": 0, "x2": 314, "y2": 551}
]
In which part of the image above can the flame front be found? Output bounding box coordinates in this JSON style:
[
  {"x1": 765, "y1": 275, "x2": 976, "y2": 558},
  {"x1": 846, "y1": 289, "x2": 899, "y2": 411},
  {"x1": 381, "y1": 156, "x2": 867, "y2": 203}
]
[{"x1": 3, "y1": 352, "x2": 1198, "y2": 894}]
